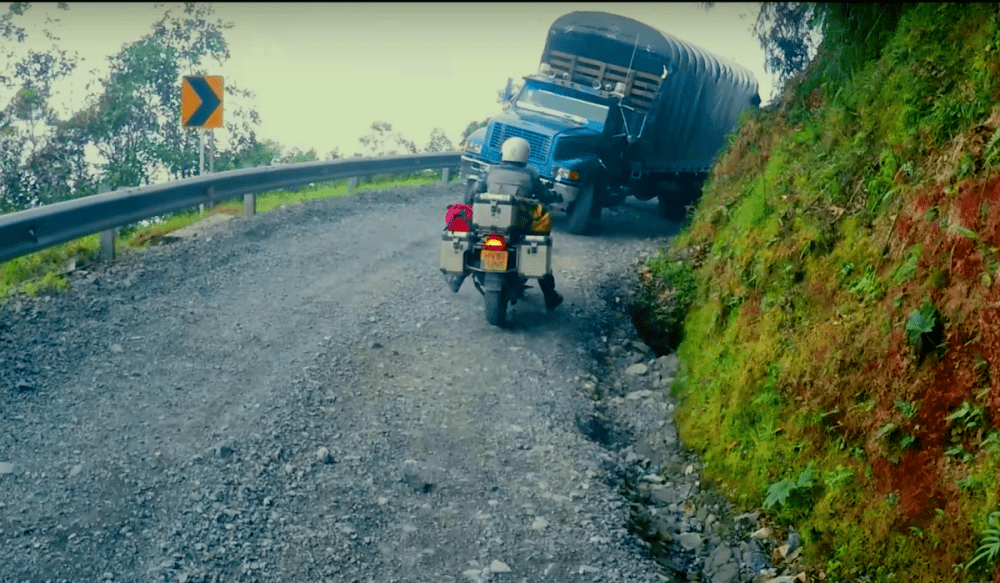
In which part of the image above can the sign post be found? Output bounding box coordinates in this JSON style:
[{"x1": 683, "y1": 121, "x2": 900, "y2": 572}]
[
  {"x1": 199, "y1": 131, "x2": 205, "y2": 212},
  {"x1": 181, "y1": 75, "x2": 223, "y2": 213},
  {"x1": 98, "y1": 183, "x2": 114, "y2": 261}
]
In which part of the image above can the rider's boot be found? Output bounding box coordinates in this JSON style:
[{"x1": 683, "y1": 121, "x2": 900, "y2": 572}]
[
  {"x1": 446, "y1": 272, "x2": 467, "y2": 293},
  {"x1": 538, "y1": 273, "x2": 563, "y2": 311}
]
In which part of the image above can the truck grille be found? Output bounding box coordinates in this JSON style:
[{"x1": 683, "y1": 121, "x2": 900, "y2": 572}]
[{"x1": 488, "y1": 124, "x2": 551, "y2": 164}]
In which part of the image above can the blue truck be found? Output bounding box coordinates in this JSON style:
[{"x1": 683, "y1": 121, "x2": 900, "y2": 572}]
[{"x1": 460, "y1": 11, "x2": 761, "y2": 234}]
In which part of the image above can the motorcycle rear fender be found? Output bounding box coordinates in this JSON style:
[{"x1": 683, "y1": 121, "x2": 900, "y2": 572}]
[{"x1": 482, "y1": 271, "x2": 506, "y2": 292}]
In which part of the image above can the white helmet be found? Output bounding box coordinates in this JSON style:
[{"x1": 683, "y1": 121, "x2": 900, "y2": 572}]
[{"x1": 501, "y1": 137, "x2": 530, "y2": 164}]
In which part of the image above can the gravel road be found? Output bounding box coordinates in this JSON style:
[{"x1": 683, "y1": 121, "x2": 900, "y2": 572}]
[{"x1": 0, "y1": 183, "x2": 798, "y2": 583}]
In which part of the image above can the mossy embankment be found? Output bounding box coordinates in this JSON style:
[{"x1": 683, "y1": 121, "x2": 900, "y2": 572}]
[{"x1": 637, "y1": 4, "x2": 1000, "y2": 581}]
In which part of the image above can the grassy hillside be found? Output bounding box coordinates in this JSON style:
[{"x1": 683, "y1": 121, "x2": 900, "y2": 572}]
[{"x1": 641, "y1": 4, "x2": 1000, "y2": 581}]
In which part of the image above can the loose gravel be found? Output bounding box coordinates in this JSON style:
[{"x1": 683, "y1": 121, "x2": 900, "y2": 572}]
[{"x1": 1, "y1": 183, "x2": 811, "y2": 583}]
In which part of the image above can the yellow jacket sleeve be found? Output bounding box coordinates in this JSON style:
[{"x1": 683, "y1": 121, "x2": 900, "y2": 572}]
[{"x1": 530, "y1": 204, "x2": 552, "y2": 235}]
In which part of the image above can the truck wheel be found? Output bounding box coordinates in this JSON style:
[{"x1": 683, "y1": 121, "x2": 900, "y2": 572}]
[
  {"x1": 664, "y1": 174, "x2": 705, "y2": 221},
  {"x1": 566, "y1": 181, "x2": 595, "y2": 235},
  {"x1": 631, "y1": 176, "x2": 659, "y2": 202},
  {"x1": 658, "y1": 193, "x2": 687, "y2": 221},
  {"x1": 590, "y1": 196, "x2": 603, "y2": 220},
  {"x1": 688, "y1": 174, "x2": 707, "y2": 201},
  {"x1": 484, "y1": 289, "x2": 507, "y2": 326}
]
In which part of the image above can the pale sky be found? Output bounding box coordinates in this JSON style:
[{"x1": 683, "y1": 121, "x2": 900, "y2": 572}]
[{"x1": 11, "y1": 2, "x2": 777, "y2": 160}]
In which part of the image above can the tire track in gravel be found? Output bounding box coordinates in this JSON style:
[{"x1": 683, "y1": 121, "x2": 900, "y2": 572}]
[{"x1": 0, "y1": 183, "x2": 679, "y2": 583}]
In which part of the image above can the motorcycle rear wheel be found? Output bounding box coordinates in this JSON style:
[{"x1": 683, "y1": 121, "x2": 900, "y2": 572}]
[{"x1": 485, "y1": 289, "x2": 507, "y2": 326}]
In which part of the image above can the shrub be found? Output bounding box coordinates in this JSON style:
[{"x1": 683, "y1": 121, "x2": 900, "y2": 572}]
[
  {"x1": 905, "y1": 300, "x2": 944, "y2": 361},
  {"x1": 629, "y1": 252, "x2": 699, "y2": 354}
]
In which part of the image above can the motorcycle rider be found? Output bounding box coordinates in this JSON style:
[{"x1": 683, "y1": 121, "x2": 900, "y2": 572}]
[{"x1": 447, "y1": 137, "x2": 563, "y2": 310}]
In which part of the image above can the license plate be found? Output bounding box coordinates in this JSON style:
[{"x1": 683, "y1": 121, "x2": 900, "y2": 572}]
[{"x1": 482, "y1": 249, "x2": 508, "y2": 271}]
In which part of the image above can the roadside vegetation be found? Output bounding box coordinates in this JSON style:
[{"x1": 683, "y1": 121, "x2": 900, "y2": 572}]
[
  {"x1": 636, "y1": 3, "x2": 1000, "y2": 581},
  {"x1": 0, "y1": 173, "x2": 450, "y2": 299}
]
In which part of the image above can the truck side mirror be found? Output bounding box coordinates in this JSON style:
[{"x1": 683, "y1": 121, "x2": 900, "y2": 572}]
[{"x1": 498, "y1": 77, "x2": 514, "y2": 103}]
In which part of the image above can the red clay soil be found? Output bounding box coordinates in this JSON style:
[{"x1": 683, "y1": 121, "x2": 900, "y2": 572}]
[
  {"x1": 954, "y1": 181, "x2": 987, "y2": 231},
  {"x1": 949, "y1": 237, "x2": 983, "y2": 281},
  {"x1": 983, "y1": 286, "x2": 1000, "y2": 422},
  {"x1": 913, "y1": 192, "x2": 935, "y2": 214},
  {"x1": 872, "y1": 447, "x2": 946, "y2": 523},
  {"x1": 894, "y1": 212, "x2": 914, "y2": 240},
  {"x1": 955, "y1": 174, "x2": 1000, "y2": 246},
  {"x1": 834, "y1": 174, "x2": 1000, "y2": 530}
]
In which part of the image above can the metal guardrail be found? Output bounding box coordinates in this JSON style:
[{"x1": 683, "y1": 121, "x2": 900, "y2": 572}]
[{"x1": 0, "y1": 152, "x2": 463, "y2": 264}]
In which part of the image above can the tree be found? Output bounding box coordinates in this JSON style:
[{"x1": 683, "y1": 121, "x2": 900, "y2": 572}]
[
  {"x1": 0, "y1": 2, "x2": 267, "y2": 214},
  {"x1": 76, "y1": 2, "x2": 261, "y2": 188},
  {"x1": 699, "y1": 2, "x2": 819, "y2": 87},
  {"x1": 0, "y1": 2, "x2": 81, "y2": 213},
  {"x1": 423, "y1": 127, "x2": 454, "y2": 153},
  {"x1": 227, "y1": 139, "x2": 283, "y2": 168},
  {"x1": 358, "y1": 120, "x2": 417, "y2": 158},
  {"x1": 279, "y1": 147, "x2": 318, "y2": 164},
  {"x1": 324, "y1": 147, "x2": 341, "y2": 160},
  {"x1": 757, "y1": 4, "x2": 821, "y2": 85},
  {"x1": 460, "y1": 119, "x2": 489, "y2": 143},
  {"x1": 702, "y1": 2, "x2": 910, "y2": 98}
]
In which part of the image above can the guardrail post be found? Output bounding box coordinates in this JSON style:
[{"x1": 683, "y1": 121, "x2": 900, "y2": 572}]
[
  {"x1": 204, "y1": 134, "x2": 216, "y2": 212},
  {"x1": 244, "y1": 193, "x2": 256, "y2": 217},
  {"x1": 98, "y1": 183, "x2": 115, "y2": 261},
  {"x1": 99, "y1": 229, "x2": 115, "y2": 261},
  {"x1": 441, "y1": 167, "x2": 451, "y2": 184},
  {"x1": 348, "y1": 176, "x2": 359, "y2": 192},
  {"x1": 235, "y1": 161, "x2": 254, "y2": 217}
]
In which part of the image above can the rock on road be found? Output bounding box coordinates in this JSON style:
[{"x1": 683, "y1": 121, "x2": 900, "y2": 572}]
[{"x1": 0, "y1": 183, "x2": 680, "y2": 583}]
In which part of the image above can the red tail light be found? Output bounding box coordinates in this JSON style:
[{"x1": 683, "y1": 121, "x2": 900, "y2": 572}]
[{"x1": 483, "y1": 234, "x2": 507, "y2": 251}]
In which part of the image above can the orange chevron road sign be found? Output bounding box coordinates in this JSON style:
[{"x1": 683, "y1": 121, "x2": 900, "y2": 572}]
[{"x1": 181, "y1": 76, "x2": 223, "y2": 129}]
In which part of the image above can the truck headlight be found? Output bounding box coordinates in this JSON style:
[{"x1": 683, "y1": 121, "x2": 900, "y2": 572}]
[
  {"x1": 552, "y1": 167, "x2": 579, "y2": 181},
  {"x1": 464, "y1": 141, "x2": 482, "y2": 155}
]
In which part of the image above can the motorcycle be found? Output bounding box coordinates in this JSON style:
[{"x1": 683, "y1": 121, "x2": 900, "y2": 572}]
[{"x1": 440, "y1": 190, "x2": 554, "y2": 327}]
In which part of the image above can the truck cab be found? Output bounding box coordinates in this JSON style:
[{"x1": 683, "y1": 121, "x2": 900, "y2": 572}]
[
  {"x1": 462, "y1": 76, "x2": 608, "y2": 201},
  {"x1": 461, "y1": 51, "x2": 665, "y2": 234}
]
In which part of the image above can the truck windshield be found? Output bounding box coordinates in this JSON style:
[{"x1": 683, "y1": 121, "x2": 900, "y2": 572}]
[{"x1": 515, "y1": 88, "x2": 609, "y2": 124}]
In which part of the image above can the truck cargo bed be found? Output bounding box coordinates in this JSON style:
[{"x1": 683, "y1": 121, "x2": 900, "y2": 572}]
[
  {"x1": 543, "y1": 12, "x2": 760, "y2": 174},
  {"x1": 542, "y1": 50, "x2": 663, "y2": 112}
]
